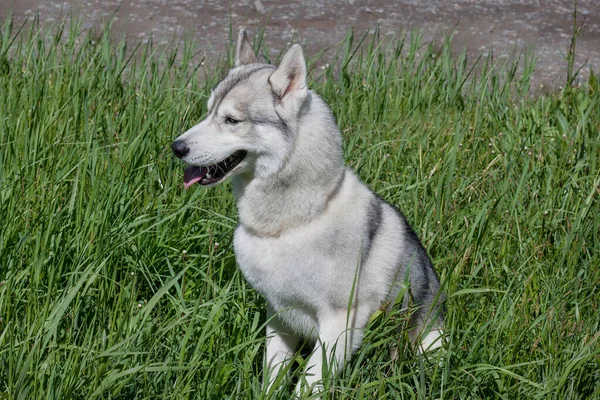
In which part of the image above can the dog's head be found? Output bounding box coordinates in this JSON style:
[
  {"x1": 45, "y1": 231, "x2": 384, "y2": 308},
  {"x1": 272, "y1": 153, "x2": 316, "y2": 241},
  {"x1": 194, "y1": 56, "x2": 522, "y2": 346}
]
[{"x1": 171, "y1": 29, "x2": 308, "y2": 188}]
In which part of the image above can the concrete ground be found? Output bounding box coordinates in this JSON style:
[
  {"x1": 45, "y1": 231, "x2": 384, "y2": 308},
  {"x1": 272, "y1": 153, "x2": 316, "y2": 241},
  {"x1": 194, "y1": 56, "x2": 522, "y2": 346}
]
[{"x1": 1, "y1": 0, "x2": 599, "y2": 87}]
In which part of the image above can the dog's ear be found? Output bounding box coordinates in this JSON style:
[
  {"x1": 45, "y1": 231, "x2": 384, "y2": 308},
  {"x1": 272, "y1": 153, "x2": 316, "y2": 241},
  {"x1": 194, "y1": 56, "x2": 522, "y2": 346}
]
[
  {"x1": 269, "y1": 44, "x2": 307, "y2": 103},
  {"x1": 235, "y1": 29, "x2": 257, "y2": 67}
]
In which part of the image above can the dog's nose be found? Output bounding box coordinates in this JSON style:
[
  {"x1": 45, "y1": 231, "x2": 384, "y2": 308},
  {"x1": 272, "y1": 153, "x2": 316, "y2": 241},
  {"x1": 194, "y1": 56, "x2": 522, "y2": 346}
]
[{"x1": 171, "y1": 140, "x2": 189, "y2": 159}]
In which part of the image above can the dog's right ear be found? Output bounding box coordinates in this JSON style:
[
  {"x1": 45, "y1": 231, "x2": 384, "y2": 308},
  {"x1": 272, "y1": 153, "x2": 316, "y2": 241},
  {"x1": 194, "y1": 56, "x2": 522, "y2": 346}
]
[
  {"x1": 235, "y1": 29, "x2": 257, "y2": 67},
  {"x1": 269, "y1": 44, "x2": 307, "y2": 105}
]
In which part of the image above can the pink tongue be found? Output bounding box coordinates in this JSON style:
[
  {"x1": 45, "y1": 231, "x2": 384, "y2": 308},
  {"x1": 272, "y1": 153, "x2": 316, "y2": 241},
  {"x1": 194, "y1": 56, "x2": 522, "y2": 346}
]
[{"x1": 183, "y1": 166, "x2": 208, "y2": 189}]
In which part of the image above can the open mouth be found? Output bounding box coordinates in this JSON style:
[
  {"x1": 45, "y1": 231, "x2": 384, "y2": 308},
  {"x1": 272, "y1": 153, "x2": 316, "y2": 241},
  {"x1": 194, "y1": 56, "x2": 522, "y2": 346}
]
[{"x1": 183, "y1": 150, "x2": 247, "y2": 189}]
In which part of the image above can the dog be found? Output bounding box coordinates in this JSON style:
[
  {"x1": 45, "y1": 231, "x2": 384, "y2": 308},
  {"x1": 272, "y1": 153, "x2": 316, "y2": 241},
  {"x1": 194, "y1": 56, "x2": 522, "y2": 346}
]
[{"x1": 171, "y1": 29, "x2": 444, "y2": 395}]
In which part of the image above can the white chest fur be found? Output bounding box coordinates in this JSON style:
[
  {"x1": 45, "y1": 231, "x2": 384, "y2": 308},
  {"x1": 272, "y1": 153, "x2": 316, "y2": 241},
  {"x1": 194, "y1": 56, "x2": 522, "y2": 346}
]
[{"x1": 233, "y1": 217, "x2": 363, "y2": 335}]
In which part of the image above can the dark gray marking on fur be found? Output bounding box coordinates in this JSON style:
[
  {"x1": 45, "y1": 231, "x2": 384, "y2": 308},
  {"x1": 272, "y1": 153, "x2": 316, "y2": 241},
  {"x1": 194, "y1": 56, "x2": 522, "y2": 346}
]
[
  {"x1": 210, "y1": 64, "x2": 275, "y2": 117},
  {"x1": 326, "y1": 169, "x2": 346, "y2": 204},
  {"x1": 247, "y1": 116, "x2": 287, "y2": 131},
  {"x1": 271, "y1": 91, "x2": 291, "y2": 137},
  {"x1": 375, "y1": 194, "x2": 444, "y2": 327},
  {"x1": 276, "y1": 111, "x2": 290, "y2": 137},
  {"x1": 361, "y1": 195, "x2": 382, "y2": 267}
]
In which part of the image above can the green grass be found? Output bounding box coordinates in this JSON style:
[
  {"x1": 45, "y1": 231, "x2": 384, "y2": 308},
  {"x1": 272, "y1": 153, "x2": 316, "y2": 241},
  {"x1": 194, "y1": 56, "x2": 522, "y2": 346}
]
[{"x1": 0, "y1": 16, "x2": 599, "y2": 399}]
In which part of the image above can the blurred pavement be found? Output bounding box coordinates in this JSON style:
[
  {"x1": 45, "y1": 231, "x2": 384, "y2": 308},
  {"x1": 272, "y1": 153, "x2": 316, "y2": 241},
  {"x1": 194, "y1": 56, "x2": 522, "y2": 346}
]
[{"x1": 1, "y1": 0, "x2": 599, "y2": 87}]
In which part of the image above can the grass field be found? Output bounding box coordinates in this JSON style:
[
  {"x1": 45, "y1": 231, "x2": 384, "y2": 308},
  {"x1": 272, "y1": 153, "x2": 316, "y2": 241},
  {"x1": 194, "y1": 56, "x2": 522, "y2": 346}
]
[{"x1": 0, "y1": 16, "x2": 599, "y2": 399}]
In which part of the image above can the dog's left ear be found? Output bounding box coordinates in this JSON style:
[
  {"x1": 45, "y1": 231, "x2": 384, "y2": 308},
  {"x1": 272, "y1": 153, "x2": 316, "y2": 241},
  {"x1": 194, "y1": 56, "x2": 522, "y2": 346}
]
[
  {"x1": 235, "y1": 29, "x2": 257, "y2": 67},
  {"x1": 269, "y1": 44, "x2": 307, "y2": 104}
]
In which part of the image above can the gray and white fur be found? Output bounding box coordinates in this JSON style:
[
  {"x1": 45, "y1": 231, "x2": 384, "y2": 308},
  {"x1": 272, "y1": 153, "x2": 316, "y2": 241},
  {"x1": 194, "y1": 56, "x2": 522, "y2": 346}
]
[{"x1": 172, "y1": 29, "x2": 444, "y2": 395}]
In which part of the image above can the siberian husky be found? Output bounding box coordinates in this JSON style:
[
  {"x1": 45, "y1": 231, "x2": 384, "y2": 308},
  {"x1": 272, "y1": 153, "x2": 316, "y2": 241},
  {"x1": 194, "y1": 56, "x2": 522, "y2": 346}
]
[{"x1": 171, "y1": 29, "x2": 444, "y2": 395}]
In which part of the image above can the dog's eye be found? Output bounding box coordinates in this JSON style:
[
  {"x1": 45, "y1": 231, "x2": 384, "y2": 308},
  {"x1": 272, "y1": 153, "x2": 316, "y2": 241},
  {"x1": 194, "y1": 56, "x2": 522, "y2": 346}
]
[{"x1": 225, "y1": 116, "x2": 240, "y2": 125}]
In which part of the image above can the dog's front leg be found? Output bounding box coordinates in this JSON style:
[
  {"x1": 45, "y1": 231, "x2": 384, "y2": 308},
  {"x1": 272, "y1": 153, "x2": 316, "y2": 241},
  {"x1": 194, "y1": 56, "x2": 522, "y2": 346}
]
[
  {"x1": 264, "y1": 306, "x2": 299, "y2": 392},
  {"x1": 295, "y1": 308, "x2": 368, "y2": 396}
]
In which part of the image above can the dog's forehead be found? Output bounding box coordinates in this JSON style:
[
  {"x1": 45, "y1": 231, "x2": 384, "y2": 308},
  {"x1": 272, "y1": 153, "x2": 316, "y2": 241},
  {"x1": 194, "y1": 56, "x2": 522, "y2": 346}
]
[{"x1": 208, "y1": 64, "x2": 275, "y2": 113}]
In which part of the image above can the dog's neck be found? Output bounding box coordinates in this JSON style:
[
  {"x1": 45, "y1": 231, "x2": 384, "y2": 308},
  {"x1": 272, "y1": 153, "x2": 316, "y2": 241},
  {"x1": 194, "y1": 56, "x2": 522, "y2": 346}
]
[{"x1": 232, "y1": 95, "x2": 345, "y2": 237}]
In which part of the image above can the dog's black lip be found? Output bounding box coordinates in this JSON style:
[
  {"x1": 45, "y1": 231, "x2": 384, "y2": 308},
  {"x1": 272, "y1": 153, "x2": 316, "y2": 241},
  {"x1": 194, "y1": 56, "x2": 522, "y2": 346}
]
[{"x1": 199, "y1": 150, "x2": 247, "y2": 185}]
